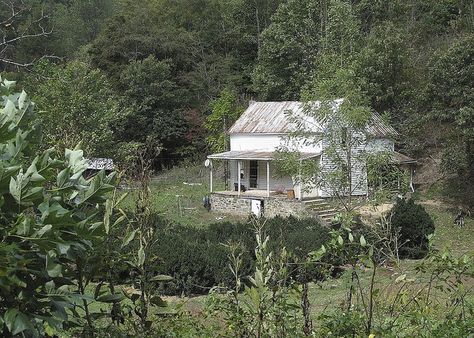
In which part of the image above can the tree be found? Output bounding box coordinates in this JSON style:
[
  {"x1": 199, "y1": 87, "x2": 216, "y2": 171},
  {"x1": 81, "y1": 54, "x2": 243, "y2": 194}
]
[
  {"x1": 354, "y1": 23, "x2": 411, "y2": 116},
  {"x1": 205, "y1": 88, "x2": 243, "y2": 153},
  {"x1": 426, "y1": 34, "x2": 474, "y2": 201},
  {"x1": 27, "y1": 60, "x2": 128, "y2": 160},
  {"x1": 0, "y1": 0, "x2": 55, "y2": 70},
  {"x1": 252, "y1": 0, "x2": 326, "y2": 100},
  {"x1": 0, "y1": 76, "x2": 121, "y2": 336},
  {"x1": 252, "y1": 0, "x2": 361, "y2": 100},
  {"x1": 205, "y1": 88, "x2": 243, "y2": 188},
  {"x1": 118, "y1": 55, "x2": 189, "y2": 165},
  {"x1": 275, "y1": 52, "x2": 383, "y2": 211},
  {"x1": 51, "y1": 0, "x2": 117, "y2": 58}
]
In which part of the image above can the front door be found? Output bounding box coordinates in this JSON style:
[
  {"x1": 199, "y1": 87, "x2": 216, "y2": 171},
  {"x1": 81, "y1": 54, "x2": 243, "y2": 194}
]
[{"x1": 249, "y1": 160, "x2": 258, "y2": 188}]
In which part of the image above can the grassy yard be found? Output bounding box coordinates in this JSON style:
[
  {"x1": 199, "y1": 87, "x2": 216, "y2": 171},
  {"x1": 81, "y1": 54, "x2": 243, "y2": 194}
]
[
  {"x1": 122, "y1": 163, "x2": 246, "y2": 228},
  {"x1": 171, "y1": 190, "x2": 474, "y2": 322},
  {"x1": 91, "y1": 164, "x2": 473, "y2": 334}
]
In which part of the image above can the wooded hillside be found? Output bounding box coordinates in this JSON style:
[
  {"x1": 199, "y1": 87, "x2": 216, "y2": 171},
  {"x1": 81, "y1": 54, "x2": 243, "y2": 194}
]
[{"x1": 2, "y1": 0, "x2": 473, "y2": 201}]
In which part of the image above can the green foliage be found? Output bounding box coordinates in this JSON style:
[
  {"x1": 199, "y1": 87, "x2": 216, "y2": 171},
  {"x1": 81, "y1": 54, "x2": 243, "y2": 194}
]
[
  {"x1": 0, "y1": 77, "x2": 120, "y2": 336},
  {"x1": 355, "y1": 23, "x2": 411, "y2": 114},
  {"x1": 205, "y1": 88, "x2": 243, "y2": 152},
  {"x1": 366, "y1": 151, "x2": 410, "y2": 199},
  {"x1": 315, "y1": 310, "x2": 366, "y2": 337},
  {"x1": 391, "y1": 198, "x2": 435, "y2": 258},
  {"x1": 118, "y1": 55, "x2": 190, "y2": 162},
  {"x1": 150, "y1": 216, "x2": 330, "y2": 295},
  {"x1": 207, "y1": 221, "x2": 304, "y2": 337},
  {"x1": 27, "y1": 60, "x2": 128, "y2": 159},
  {"x1": 51, "y1": 0, "x2": 117, "y2": 58},
  {"x1": 252, "y1": 0, "x2": 325, "y2": 100},
  {"x1": 427, "y1": 34, "x2": 474, "y2": 197}
]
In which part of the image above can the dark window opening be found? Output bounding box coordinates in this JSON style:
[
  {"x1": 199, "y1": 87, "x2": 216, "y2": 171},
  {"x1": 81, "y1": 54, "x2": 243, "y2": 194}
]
[{"x1": 249, "y1": 160, "x2": 258, "y2": 188}]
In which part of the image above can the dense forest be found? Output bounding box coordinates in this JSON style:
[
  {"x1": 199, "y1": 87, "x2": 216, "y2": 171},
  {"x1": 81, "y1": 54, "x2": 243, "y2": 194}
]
[{"x1": 1, "y1": 0, "x2": 473, "y2": 201}]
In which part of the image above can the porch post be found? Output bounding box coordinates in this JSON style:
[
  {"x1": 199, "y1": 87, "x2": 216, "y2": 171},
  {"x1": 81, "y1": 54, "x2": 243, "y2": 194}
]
[
  {"x1": 238, "y1": 160, "x2": 241, "y2": 196},
  {"x1": 298, "y1": 159, "x2": 303, "y2": 200},
  {"x1": 266, "y1": 161, "x2": 270, "y2": 197},
  {"x1": 209, "y1": 159, "x2": 213, "y2": 193}
]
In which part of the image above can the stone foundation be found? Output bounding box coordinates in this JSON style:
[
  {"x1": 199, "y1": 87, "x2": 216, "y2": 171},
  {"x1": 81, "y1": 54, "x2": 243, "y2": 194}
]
[
  {"x1": 210, "y1": 193, "x2": 252, "y2": 216},
  {"x1": 211, "y1": 193, "x2": 308, "y2": 218}
]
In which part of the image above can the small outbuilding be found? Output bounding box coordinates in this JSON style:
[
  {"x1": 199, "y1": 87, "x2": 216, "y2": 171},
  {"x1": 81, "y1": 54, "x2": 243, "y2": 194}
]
[{"x1": 84, "y1": 158, "x2": 114, "y2": 178}]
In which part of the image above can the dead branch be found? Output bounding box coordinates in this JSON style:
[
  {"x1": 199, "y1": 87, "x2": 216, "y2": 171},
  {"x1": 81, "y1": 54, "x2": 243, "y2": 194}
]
[{"x1": 0, "y1": 0, "x2": 54, "y2": 68}]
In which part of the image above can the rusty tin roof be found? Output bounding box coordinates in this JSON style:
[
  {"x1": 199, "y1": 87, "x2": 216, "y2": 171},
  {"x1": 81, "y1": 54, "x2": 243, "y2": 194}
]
[{"x1": 229, "y1": 101, "x2": 397, "y2": 138}]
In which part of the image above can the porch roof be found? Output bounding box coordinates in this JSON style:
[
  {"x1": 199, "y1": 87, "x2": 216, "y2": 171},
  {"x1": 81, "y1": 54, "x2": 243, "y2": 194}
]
[
  {"x1": 392, "y1": 151, "x2": 417, "y2": 164},
  {"x1": 207, "y1": 150, "x2": 320, "y2": 161}
]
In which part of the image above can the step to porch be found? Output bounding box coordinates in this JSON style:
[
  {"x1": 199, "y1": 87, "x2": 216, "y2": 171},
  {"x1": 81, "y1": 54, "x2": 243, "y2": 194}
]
[{"x1": 303, "y1": 199, "x2": 340, "y2": 225}]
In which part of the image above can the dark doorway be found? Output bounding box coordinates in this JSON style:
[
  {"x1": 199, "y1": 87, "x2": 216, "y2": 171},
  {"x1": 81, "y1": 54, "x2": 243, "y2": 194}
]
[{"x1": 249, "y1": 160, "x2": 258, "y2": 188}]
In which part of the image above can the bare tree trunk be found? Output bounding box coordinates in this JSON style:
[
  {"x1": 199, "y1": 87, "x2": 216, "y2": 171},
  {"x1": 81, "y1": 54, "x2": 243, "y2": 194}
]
[{"x1": 254, "y1": 0, "x2": 261, "y2": 50}]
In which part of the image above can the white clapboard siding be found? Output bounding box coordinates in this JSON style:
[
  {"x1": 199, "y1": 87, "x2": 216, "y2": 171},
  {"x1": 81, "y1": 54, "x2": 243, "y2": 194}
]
[
  {"x1": 319, "y1": 132, "x2": 368, "y2": 197},
  {"x1": 256, "y1": 161, "x2": 294, "y2": 191},
  {"x1": 367, "y1": 138, "x2": 394, "y2": 152},
  {"x1": 230, "y1": 134, "x2": 322, "y2": 153}
]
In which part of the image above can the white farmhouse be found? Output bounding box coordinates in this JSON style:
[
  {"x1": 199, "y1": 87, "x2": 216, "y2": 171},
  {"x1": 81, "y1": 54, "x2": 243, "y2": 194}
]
[{"x1": 207, "y1": 101, "x2": 415, "y2": 219}]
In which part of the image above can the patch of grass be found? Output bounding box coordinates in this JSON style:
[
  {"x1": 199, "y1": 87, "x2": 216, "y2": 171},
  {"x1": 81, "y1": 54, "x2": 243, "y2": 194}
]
[
  {"x1": 425, "y1": 203, "x2": 474, "y2": 256},
  {"x1": 116, "y1": 164, "x2": 473, "y2": 331},
  {"x1": 122, "y1": 163, "x2": 246, "y2": 228}
]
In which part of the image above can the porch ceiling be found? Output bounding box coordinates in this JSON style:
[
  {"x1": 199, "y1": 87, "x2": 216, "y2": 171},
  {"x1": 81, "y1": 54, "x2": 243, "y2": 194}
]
[{"x1": 207, "y1": 150, "x2": 320, "y2": 161}]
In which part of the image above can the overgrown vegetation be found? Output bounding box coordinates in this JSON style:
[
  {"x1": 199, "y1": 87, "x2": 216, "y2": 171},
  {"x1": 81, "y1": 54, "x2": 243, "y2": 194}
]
[
  {"x1": 0, "y1": 78, "x2": 125, "y2": 336},
  {"x1": 129, "y1": 216, "x2": 330, "y2": 296},
  {"x1": 1, "y1": 0, "x2": 472, "y2": 200},
  {"x1": 1, "y1": 0, "x2": 473, "y2": 336}
]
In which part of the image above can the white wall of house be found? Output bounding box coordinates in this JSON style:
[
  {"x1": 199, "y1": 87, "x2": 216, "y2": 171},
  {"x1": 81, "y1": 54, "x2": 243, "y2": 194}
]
[
  {"x1": 228, "y1": 133, "x2": 394, "y2": 199},
  {"x1": 230, "y1": 134, "x2": 322, "y2": 153},
  {"x1": 366, "y1": 138, "x2": 394, "y2": 152}
]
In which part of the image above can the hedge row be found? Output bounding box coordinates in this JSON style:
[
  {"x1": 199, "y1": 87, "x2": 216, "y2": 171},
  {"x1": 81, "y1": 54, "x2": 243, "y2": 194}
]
[{"x1": 152, "y1": 216, "x2": 331, "y2": 295}]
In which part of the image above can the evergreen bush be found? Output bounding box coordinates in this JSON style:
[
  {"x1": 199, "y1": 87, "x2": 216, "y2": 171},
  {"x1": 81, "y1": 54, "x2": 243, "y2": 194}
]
[{"x1": 391, "y1": 198, "x2": 435, "y2": 258}]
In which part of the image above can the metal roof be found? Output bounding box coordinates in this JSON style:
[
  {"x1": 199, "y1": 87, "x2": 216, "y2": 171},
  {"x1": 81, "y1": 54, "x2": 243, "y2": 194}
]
[
  {"x1": 392, "y1": 152, "x2": 417, "y2": 164},
  {"x1": 207, "y1": 150, "x2": 320, "y2": 161},
  {"x1": 367, "y1": 112, "x2": 399, "y2": 138},
  {"x1": 229, "y1": 100, "x2": 398, "y2": 137},
  {"x1": 229, "y1": 101, "x2": 308, "y2": 134},
  {"x1": 86, "y1": 158, "x2": 114, "y2": 170}
]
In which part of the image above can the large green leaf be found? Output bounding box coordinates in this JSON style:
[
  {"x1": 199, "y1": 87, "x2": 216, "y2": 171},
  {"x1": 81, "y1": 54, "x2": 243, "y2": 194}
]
[
  {"x1": 46, "y1": 251, "x2": 62, "y2": 278},
  {"x1": 96, "y1": 293, "x2": 124, "y2": 303},
  {"x1": 4, "y1": 309, "x2": 34, "y2": 336}
]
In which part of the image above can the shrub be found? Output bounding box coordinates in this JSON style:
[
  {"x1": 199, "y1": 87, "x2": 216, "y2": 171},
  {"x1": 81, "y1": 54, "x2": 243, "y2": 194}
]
[
  {"x1": 391, "y1": 198, "x2": 435, "y2": 258},
  {"x1": 151, "y1": 216, "x2": 331, "y2": 295}
]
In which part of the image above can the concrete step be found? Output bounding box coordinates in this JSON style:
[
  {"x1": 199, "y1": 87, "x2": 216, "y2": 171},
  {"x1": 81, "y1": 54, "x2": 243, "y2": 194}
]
[
  {"x1": 309, "y1": 206, "x2": 337, "y2": 212},
  {"x1": 303, "y1": 200, "x2": 326, "y2": 206},
  {"x1": 303, "y1": 198, "x2": 340, "y2": 225},
  {"x1": 306, "y1": 201, "x2": 330, "y2": 208},
  {"x1": 318, "y1": 211, "x2": 338, "y2": 217},
  {"x1": 306, "y1": 204, "x2": 332, "y2": 211}
]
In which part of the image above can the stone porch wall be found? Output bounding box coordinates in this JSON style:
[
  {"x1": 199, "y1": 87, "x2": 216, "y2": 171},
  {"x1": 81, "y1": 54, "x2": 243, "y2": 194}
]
[
  {"x1": 211, "y1": 193, "x2": 252, "y2": 216},
  {"x1": 211, "y1": 193, "x2": 308, "y2": 218}
]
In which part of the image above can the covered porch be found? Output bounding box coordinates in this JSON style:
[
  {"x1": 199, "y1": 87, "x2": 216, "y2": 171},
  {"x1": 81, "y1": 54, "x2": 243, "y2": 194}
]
[{"x1": 207, "y1": 150, "x2": 320, "y2": 199}]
